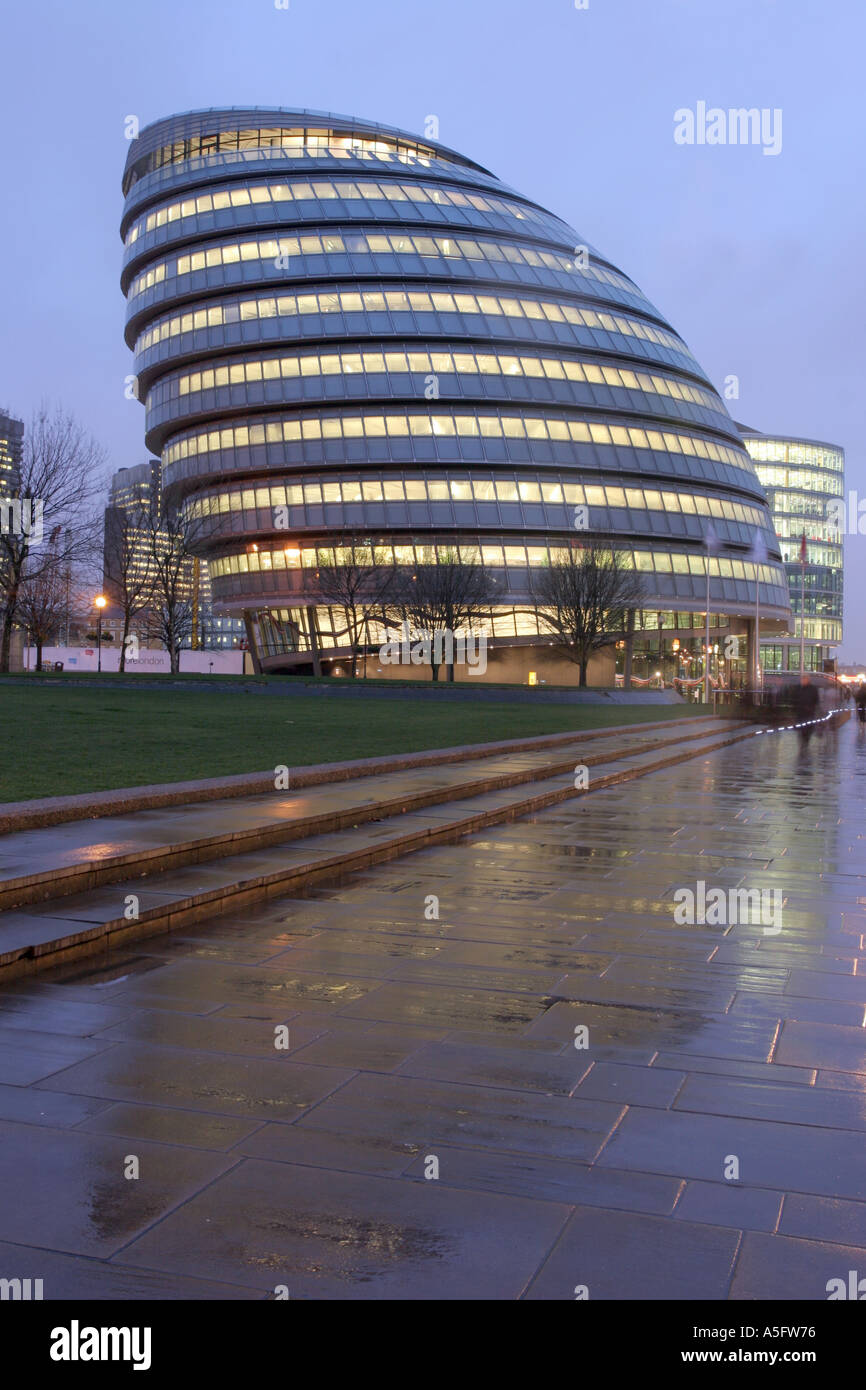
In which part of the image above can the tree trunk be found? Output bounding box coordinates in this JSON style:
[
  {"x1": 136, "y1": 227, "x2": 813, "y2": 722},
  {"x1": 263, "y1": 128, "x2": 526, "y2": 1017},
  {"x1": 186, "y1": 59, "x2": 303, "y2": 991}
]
[
  {"x1": 431, "y1": 663, "x2": 439, "y2": 682},
  {"x1": 36, "y1": 637, "x2": 43, "y2": 672},
  {"x1": 119, "y1": 615, "x2": 130, "y2": 673},
  {"x1": 1, "y1": 588, "x2": 19, "y2": 672},
  {"x1": 624, "y1": 609, "x2": 635, "y2": 690},
  {"x1": 171, "y1": 646, "x2": 180, "y2": 675},
  {"x1": 306, "y1": 607, "x2": 322, "y2": 678},
  {"x1": 579, "y1": 660, "x2": 587, "y2": 687}
]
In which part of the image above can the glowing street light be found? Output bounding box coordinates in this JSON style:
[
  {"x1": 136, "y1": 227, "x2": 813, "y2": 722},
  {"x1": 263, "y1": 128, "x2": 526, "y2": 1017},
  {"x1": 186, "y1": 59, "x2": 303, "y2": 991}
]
[{"x1": 94, "y1": 594, "x2": 107, "y2": 673}]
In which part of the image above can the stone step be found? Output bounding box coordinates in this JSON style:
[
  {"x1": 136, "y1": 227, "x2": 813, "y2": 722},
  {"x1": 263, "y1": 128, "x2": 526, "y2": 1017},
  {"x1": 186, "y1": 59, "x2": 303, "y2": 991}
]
[
  {"x1": 0, "y1": 721, "x2": 757, "y2": 981},
  {"x1": 0, "y1": 718, "x2": 734, "y2": 913},
  {"x1": 0, "y1": 712, "x2": 716, "y2": 835}
]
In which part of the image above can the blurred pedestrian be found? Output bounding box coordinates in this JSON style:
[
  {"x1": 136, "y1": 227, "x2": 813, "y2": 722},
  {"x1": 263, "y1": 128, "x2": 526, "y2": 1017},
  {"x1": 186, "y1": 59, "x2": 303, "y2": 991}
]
[{"x1": 795, "y1": 674, "x2": 820, "y2": 744}]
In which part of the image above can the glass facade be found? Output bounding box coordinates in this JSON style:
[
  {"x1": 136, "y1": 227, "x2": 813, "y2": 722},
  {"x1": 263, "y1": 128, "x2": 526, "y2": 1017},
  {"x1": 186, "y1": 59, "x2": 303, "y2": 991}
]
[
  {"x1": 741, "y1": 431, "x2": 844, "y2": 673},
  {"x1": 121, "y1": 108, "x2": 791, "y2": 677}
]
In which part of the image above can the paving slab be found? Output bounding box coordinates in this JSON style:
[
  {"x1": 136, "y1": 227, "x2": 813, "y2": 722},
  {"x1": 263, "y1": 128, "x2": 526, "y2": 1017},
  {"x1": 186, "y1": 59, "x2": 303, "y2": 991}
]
[
  {"x1": 525, "y1": 1208, "x2": 740, "y2": 1300},
  {"x1": 0, "y1": 1239, "x2": 263, "y2": 1300},
  {"x1": 673, "y1": 1180, "x2": 782, "y2": 1232},
  {"x1": 596, "y1": 1106, "x2": 866, "y2": 1201},
  {"x1": 37, "y1": 1041, "x2": 355, "y2": 1122},
  {"x1": 117, "y1": 1158, "x2": 573, "y2": 1299},
  {"x1": 0, "y1": 1119, "x2": 238, "y2": 1257},
  {"x1": 401, "y1": 1144, "x2": 681, "y2": 1213},
  {"x1": 728, "y1": 1231, "x2": 866, "y2": 1300}
]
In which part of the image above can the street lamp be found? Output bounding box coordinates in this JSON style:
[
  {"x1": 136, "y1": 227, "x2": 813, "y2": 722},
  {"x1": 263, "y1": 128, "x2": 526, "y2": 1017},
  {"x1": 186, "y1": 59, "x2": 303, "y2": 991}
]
[{"x1": 94, "y1": 595, "x2": 107, "y2": 673}]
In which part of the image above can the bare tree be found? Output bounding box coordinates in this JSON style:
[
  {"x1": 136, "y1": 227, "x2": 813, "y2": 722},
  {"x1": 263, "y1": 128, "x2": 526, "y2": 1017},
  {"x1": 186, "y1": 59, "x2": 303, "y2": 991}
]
[
  {"x1": 531, "y1": 540, "x2": 645, "y2": 687},
  {"x1": 386, "y1": 547, "x2": 494, "y2": 682},
  {"x1": 0, "y1": 406, "x2": 105, "y2": 671},
  {"x1": 314, "y1": 534, "x2": 399, "y2": 677},
  {"x1": 16, "y1": 527, "x2": 72, "y2": 671},
  {"x1": 103, "y1": 505, "x2": 156, "y2": 672},
  {"x1": 140, "y1": 504, "x2": 197, "y2": 674}
]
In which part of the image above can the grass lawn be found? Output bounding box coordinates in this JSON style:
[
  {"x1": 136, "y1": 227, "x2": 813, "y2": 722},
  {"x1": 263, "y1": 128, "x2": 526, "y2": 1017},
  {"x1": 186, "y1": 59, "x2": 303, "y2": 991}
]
[{"x1": 0, "y1": 683, "x2": 705, "y2": 803}]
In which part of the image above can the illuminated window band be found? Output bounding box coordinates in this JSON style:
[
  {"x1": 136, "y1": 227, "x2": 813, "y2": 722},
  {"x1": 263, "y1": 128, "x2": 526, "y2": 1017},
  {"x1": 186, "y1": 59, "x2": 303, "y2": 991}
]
[
  {"x1": 125, "y1": 126, "x2": 465, "y2": 191},
  {"x1": 154, "y1": 348, "x2": 719, "y2": 413},
  {"x1": 163, "y1": 410, "x2": 752, "y2": 471},
  {"x1": 184, "y1": 478, "x2": 772, "y2": 542},
  {"x1": 746, "y1": 439, "x2": 844, "y2": 473},
  {"x1": 185, "y1": 475, "x2": 769, "y2": 528},
  {"x1": 125, "y1": 178, "x2": 563, "y2": 246},
  {"x1": 128, "y1": 233, "x2": 639, "y2": 300},
  {"x1": 207, "y1": 540, "x2": 783, "y2": 584},
  {"x1": 135, "y1": 287, "x2": 689, "y2": 358},
  {"x1": 753, "y1": 467, "x2": 843, "y2": 496},
  {"x1": 254, "y1": 605, "x2": 785, "y2": 650}
]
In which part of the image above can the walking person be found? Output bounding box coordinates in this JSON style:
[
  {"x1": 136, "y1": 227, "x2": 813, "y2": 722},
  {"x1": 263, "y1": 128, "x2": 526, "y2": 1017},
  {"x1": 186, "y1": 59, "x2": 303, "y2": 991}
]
[{"x1": 796, "y1": 674, "x2": 820, "y2": 745}]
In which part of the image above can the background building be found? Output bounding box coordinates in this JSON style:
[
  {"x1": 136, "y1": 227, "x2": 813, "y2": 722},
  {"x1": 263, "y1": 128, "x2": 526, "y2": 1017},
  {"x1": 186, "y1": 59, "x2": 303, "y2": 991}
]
[
  {"x1": 121, "y1": 107, "x2": 791, "y2": 682},
  {"x1": 740, "y1": 429, "x2": 844, "y2": 674},
  {"x1": 103, "y1": 458, "x2": 162, "y2": 602},
  {"x1": 0, "y1": 409, "x2": 23, "y2": 498},
  {"x1": 103, "y1": 459, "x2": 245, "y2": 650}
]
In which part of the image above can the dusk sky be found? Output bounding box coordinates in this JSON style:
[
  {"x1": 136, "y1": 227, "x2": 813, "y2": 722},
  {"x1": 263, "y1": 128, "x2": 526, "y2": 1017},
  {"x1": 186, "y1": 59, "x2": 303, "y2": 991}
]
[{"x1": 2, "y1": 0, "x2": 863, "y2": 652}]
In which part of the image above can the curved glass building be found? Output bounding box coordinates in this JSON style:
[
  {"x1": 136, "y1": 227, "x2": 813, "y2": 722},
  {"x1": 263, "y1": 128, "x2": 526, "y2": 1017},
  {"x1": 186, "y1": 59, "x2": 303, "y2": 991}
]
[
  {"x1": 121, "y1": 107, "x2": 790, "y2": 681},
  {"x1": 740, "y1": 430, "x2": 844, "y2": 674}
]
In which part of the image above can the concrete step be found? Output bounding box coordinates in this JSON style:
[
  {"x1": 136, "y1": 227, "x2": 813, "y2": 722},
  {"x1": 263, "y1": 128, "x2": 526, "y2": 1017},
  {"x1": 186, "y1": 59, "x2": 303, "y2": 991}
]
[
  {"x1": 0, "y1": 720, "x2": 758, "y2": 981},
  {"x1": 0, "y1": 718, "x2": 735, "y2": 913},
  {"x1": 0, "y1": 713, "x2": 714, "y2": 834}
]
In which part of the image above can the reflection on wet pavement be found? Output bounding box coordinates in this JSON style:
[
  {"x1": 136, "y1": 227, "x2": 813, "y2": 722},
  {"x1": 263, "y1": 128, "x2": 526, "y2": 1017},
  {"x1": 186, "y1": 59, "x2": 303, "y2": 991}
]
[{"x1": 1, "y1": 716, "x2": 865, "y2": 1298}]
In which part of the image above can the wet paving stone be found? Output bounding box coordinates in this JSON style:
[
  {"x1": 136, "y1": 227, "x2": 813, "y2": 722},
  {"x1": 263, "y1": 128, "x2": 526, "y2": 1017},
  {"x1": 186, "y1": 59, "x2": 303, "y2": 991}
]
[
  {"x1": 0, "y1": 1082, "x2": 111, "y2": 1128},
  {"x1": 728, "y1": 1231, "x2": 866, "y2": 1300},
  {"x1": 118, "y1": 1158, "x2": 572, "y2": 1298},
  {"x1": 775, "y1": 1019, "x2": 866, "y2": 1072},
  {"x1": 340, "y1": 981, "x2": 544, "y2": 1032},
  {"x1": 92, "y1": 1009, "x2": 329, "y2": 1058},
  {"x1": 0, "y1": 1025, "x2": 113, "y2": 1086},
  {"x1": 401, "y1": 1144, "x2": 681, "y2": 1212},
  {"x1": 394, "y1": 1040, "x2": 592, "y2": 1094},
  {"x1": 651, "y1": 1050, "x2": 815, "y2": 1085},
  {"x1": 0, "y1": 995, "x2": 132, "y2": 1035},
  {"x1": 77, "y1": 1102, "x2": 263, "y2": 1151},
  {"x1": 287, "y1": 1020, "x2": 446, "y2": 1072},
  {"x1": 547, "y1": 974, "x2": 738, "y2": 1015},
  {"x1": 673, "y1": 1072, "x2": 866, "y2": 1131},
  {"x1": 525, "y1": 1208, "x2": 740, "y2": 1300},
  {"x1": 235, "y1": 1124, "x2": 422, "y2": 1176},
  {"x1": 576, "y1": 1060, "x2": 685, "y2": 1108},
  {"x1": 110, "y1": 959, "x2": 379, "y2": 1013},
  {"x1": 728, "y1": 992, "x2": 866, "y2": 1026},
  {"x1": 673, "y1": 1179, "x2": 782, "y2": 1232},
  {"x1": 0, "y1": 1120, "x2": 238, "y2": 1257},
  {"x1": 0, "y1": 1240, "x2": 263, "y2": 1300},
  {"x1": 597, "y1": 1106, "x2": 866, "y2": 1201},
  {"x1": 36, "y1": 1042, "x2": 355, "y2": 1122},
  {"x1": 296, "y1": 1071, "x2": 624, "y2": 1161},
  {"x1": 527, "y1": 999, "x2": 779, "y2": 1062},
  {"x1": 779, "y1": 1193, "x2": 866, "y2": 1247}
]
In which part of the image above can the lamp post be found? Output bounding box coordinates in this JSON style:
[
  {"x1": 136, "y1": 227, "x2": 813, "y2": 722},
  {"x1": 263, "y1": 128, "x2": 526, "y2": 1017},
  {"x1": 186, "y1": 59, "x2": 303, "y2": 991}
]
[
  {"x1": 94, "y1": 595, "x2": 107, "y2": 673},
  {"x1": 799, "y1": 531, "x2": 807, "y2": 676},
  {"x1": 704, "y1": 525, "x2": 718, "y2": 705}
]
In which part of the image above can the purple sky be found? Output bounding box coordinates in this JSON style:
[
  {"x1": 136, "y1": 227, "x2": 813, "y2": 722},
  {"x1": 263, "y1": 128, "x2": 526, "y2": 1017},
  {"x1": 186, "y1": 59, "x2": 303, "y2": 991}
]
[{"x1": 2, "y1": 0, "x2": 863, "y2": 653}]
